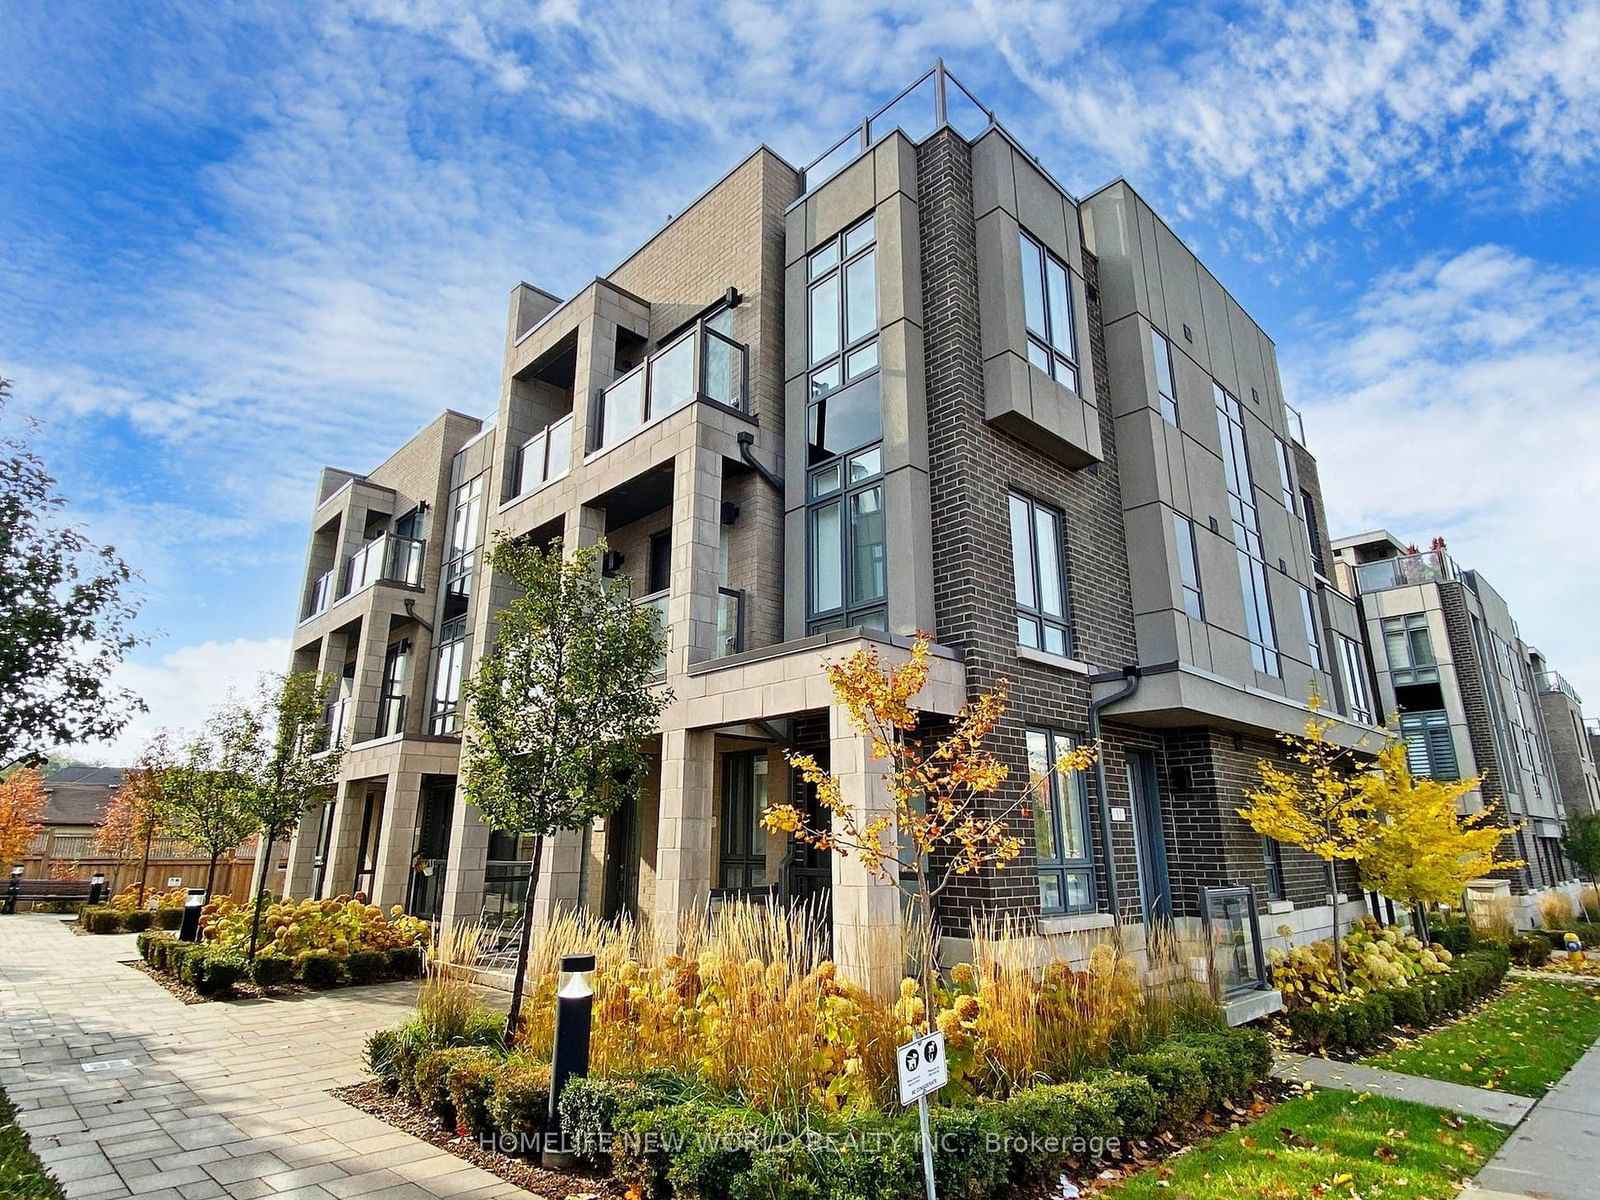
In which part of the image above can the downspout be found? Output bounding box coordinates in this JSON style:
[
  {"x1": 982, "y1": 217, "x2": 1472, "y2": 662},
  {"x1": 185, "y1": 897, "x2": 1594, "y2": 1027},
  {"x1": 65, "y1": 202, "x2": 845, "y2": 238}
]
[{"x1": 1088, "y1": 667, "x2": 1141, "y2": 929}]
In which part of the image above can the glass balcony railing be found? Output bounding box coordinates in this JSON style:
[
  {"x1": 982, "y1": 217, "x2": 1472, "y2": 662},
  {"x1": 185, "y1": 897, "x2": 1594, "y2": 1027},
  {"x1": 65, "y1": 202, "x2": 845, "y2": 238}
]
[
  {"x1": 302, "y1": 568, "x2": 333, "y2": 620},
  {"x1": 1353, "y1": 550, "x2": 1458, "y2": 594},
  {"x1": 635, "y1": 589, "x2": 669, "y2": 677},
  {"x1": 1284, "y1": 402, "x2": 1307, "y2": 446},
  {"x1": 513, "y1": 413, "x2": 573, "y2": 497},
  {"x1": 596, "y1": 324, "x2": 749, "y2": 452},
  {"x1": 716, "y1": 587, "x2": 745, "y2": 658},
  {"x1": 1539, "y1": 671, "x2": 1582, "y2": 704},
  {"x1": 340, "y1": 533, "x2": 425, "y2": 597},
  {"x1": 324, "y1": 697, "x2": 350, "y2": 749}
]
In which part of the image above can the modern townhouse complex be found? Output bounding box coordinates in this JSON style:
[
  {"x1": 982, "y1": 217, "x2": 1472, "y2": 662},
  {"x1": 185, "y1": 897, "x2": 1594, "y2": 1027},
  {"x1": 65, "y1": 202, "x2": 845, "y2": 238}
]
[
  {"x1": 279, "y1": 66, "x2": 1576, "y2": 1010},
  {"x1": 1529, "y1": 650, "x2": 1600, "y2": 822},
  {"x1": 1332, "y1": 532, "x2": 1588, "y2": 921}
]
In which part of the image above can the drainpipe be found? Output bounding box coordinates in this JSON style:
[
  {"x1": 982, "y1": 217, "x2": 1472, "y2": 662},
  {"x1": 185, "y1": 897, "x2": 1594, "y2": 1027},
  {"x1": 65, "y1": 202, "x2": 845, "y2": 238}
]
[{"x1": 1088, "y1": 667, "x2": 1141, "y2": 928}]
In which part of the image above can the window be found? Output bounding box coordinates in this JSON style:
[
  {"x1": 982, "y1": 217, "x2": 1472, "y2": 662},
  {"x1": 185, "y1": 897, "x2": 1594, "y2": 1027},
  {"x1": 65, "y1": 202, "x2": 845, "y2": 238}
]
[
  {"x1": 1214, "y1": 384, "x2": 1280, "y2": 675},
  {"x1": 1382, "y1": 613, "x2": 1438, "y2": 684},
  {"x1": 1008, "y1": 492, "x2": 1073, "y2": 657},
  {"x1": 1338, "y1": 635, "x2": 1374, "y2": 724},
  {"x1": 807, "y1": 446, "x2": 886, "y2": 633},
  {"x1": 1300, "y1": 488, "x2": 1326, "y2": 576},
  {"x1": 1298, "y1": 586, "x2": 1324, "y2": 671},
  {"x1": 1027, "y1": 728, "x2": 1094, "y2": 914},
  {"x1": 1019, "y1": 230, "x2": 1081, "y2": 392},
  {"x1": 444, "y1": 475, "x2": 484, "y2": 599},
  {"x1": 1400, "y1": 710, "x2": 1459, "y2": 780},
  {"x1": 1274, "y1": 438, "x2": 1295, "y2": 511},
  {"x1": 808, "y1": 215, "x2": 879, "y2": 408},
  {"x1": 719, "y1": 752, "x2": 771, "y2": 892},
  {"x1": 648, "y1": 531, "x2": 672, "y2": 595},
  {"x1": 376, "y1": 639, "x2": 409, "y2": 738},
  {"x1": 1151, "y1": 327, "x2": 1178, "y2": 425},
  {"x1": 1261, "y1": 837, "x2": 1286, "y2": 901},
  {"x1": 1173, "y1": 512, "x2": 1204, "y2": 620},
  {"x1": 429, "y1": 615, "x2": 469, "y2": 734}
]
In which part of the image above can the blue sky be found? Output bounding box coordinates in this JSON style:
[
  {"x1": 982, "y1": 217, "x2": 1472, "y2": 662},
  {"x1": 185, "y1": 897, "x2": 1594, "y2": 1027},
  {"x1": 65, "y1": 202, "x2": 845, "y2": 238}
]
[{"x1": 3, "y1": 0, "x2": 1598, "y2": 759}]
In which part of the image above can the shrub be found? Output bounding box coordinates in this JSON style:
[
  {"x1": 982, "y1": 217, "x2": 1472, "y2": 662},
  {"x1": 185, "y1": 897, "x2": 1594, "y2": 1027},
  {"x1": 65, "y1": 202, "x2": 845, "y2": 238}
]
[
  {"x1": 82, "y1": 906, "x2": 123, "y2": 934},
  {"x1": 297, "y1": 949, "x2": 344, "y2": 988},
  {"x1": 558, "y1": 1072, "x2": 691, "y2": 1169},
  {"x1": 347, "y1": 950, "x2": 388, "y2": 985},
  {"x1": 1433, "y1": 920, "x2": 1473, "y2": 955},
  {"x1": 1081, "y1": 1070, "x2": 1160, "y2": 1141},
  {"x1": 666, "y1": 1105, "x2": 772, "y2": 1200},
  {"x1": 986, "y1": 1081, "x2": 1116, "y2": 1186},
  {"x1": 201, "y1": 893, "x2": 429, "y2": 959},
  {"x1": 250, "y1": 954, "x2": 294, "y2": 989},
  {"x1": 730, "y1": 1139, "x2": 831, "y2": 1200},
  {"x1": 155, "y1": 907, "x2": 184, "y2": 931},
  {"x1": 1388, "y1": 985, "x2": 1429, "y2": 1027},
  {"x1": 412, "y1": 1049, "x2": 461, "y2": 1127},
  {"x1": 1508, "y1": 932, "x2": 1554, "y2": 967},
  {"x1": 135, "y1": 930, "x2": 165, "y2": 964},
  {"x1": 121, "y1": 908, "x2": 155, "y2": 933},
  {"x1": 445, "y1": 1049, "x2": 501, "y2": 1140},
  {"x1": 822, "y1": 1112, "x2": 920, "y2": 1200},
  {"x1": 193, "y1": 952, "x2": 247, "y2": 997},
  {"x1": 486, "y1": 1061, "x2": 551, "y2": 1157},
  {"x1": 388, "y1": 944, "x2": 424, "y2": 978},
  {"x1": 166, "y1": 940, "x2": 203, "y2": 980},
  {"x1": 365, "y1": 1028, "x2": 403, "y2": 1083},
  {"x1": 1122, "y1": 1042, "x2": 1210, "y2": 1125},
  {"x1": 928, "y1": 1104, "x2": 1008, "y2": 1199}
]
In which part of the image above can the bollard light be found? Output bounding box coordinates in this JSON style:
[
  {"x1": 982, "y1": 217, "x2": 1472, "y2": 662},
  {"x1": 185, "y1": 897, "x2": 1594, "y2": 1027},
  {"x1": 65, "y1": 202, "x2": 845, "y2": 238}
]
[
  {"x1": 88, "y1": 872, "x2": 106, "y2": 906},
  {"x1": 3, "y1": 866, "x2": 21, "y2": 915},
  {"x1": 178, "y1": 887, "x2": 206, "y2": 943},
  {"x1": 543, "y1": 953, "x2": 595, "y2": 1164}
]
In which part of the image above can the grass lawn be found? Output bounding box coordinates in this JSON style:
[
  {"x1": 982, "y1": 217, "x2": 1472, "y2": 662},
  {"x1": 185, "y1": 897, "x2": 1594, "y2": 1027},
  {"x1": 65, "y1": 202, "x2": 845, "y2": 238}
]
[
  {"x1": 1364, "y1": 978, "x2": 1600, "y2": 1096},
  {"x1": 0, "y1": 1085, "x2": 65, "y2": 1200},
  {"x1": 1106, "y1": 1087, "x2": 1506, "y2": 1200}
]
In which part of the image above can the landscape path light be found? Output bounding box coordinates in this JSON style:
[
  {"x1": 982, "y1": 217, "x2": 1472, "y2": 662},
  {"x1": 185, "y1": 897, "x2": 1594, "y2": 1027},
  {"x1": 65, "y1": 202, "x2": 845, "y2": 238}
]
[
  {"x1": 178, "y1": 887, "x2": 206, "y2": 942},
  {"x1": 3, "y1": 866, "x2": 21, "y2": 915},
  {"x1": 544, "y1": 952, "x2": 595, "y2": 1165},
  {"x1": 89, "y1": 872, "x2": 106, "y2": 905}
]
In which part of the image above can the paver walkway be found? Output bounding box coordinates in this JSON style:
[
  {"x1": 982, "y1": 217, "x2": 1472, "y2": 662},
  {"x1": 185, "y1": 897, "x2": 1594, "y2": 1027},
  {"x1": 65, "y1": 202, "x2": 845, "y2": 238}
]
[
  {"x1": 0, "y1": 914, "x2": 527, "y2": 1200},
  {"x1": 1464, "y1": 1034, "x2": 1600, "y2": 1200},
  {"x1": 1272, "y1": 1054, "x2": 1535, "y2": 1125}
]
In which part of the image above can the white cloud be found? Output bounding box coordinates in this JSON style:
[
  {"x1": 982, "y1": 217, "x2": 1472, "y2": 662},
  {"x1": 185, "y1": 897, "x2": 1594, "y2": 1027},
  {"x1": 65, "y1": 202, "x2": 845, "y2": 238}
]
[
  {"x1": 1284, "y1": 244, "x2": 1600, "y2": 699},
  {"x1": 65, "y1": 637, "x2": 292, "y2": 765}
]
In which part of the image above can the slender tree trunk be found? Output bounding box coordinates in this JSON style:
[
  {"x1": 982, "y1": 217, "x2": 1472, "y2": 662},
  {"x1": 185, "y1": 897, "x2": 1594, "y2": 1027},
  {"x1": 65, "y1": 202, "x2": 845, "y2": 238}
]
[
  {"x1": 247, "y1": 831, "x2": 276, "y2": 962},
  {"x1": 204, "y1": 852, "x2": 219, "y2": 901},
  {"x1": 136, "y1": 824, "x2": 154, "y2": 906},
  {"x1": 1327, "y1": 860, "x2": 1347, "y2": 991},
  {"x1": 504, "y1": 834, "x2": 546, "y2": 1045}
]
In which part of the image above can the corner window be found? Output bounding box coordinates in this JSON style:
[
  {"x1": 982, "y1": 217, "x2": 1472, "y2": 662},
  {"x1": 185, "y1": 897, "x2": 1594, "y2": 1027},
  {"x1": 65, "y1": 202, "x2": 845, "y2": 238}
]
[
  {"x1": 1008, "y1": 492, "x2": 1073, "y2": 657},
  {"x1": 1019, "y1": 230, "x2": 1080, "y2": 393},
  {"x1": 1151, "y1": 327, "x2": 1178, "y2": 426},
  {"x1": 1173, "y1": 512, "x2": 1204, "y2": 621},
  {"x1": 1027, "y1": 728, "x2": 1094, "y2": 915},
  {"x1": 1382, "y1": 613, "x2": 1438, "y2": 685},
  {"x1": 1298, "y1": 586, "x2": 1324, "y2": 672},
  {"x1": 807, "y1": 446, "x2": 886, "y2": 633}
]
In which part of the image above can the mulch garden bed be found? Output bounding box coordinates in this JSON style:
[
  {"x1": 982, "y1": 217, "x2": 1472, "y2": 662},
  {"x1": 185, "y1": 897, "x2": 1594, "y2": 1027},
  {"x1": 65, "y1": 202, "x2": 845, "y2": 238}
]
[
  {"x1": 332, "y1": 1080, "x2": 621, "y2": 1198},
  {"x1": 123, "y1": 959, "x2": 303, "y2": 1005}
]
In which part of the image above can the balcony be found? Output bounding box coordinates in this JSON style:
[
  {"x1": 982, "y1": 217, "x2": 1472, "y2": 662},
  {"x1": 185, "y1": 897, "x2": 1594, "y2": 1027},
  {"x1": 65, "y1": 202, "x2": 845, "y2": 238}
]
[
  {"x1": 339, "y1": 533, "x2": 425, "y2": 598},
  {"x1": 1353, "y1": 550, "x2": 1458, "y2": 594},
  {"x1": 302, "y1": 569, "x2": 333, "y2": 621},
  {"x1": 324, "y1": 697, "x2": 350, "y2": 749},
  {"x1": 1284, "y1": 402, "x2": 1307, "y2": 446},
  {"x1": 635, "y1": 589, "x2": 669, "y2": 677},
  {"x1": 716, "y1": 587, "x2": 745, "y2": 658},
  {"x1": 513, "y1": 413, "x2": 573, "y2": 497},
  {"x1": 595, "y1": 324, "x2": 748, "y2": 453},
  {"x1": 1539, "y1": 671, "x2": 1582, "y2": 704}
]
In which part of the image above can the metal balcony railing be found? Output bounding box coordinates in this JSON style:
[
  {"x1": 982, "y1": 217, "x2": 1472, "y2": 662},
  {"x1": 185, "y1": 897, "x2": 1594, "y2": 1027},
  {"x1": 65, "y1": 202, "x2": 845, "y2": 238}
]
[
  {"x1": 513, "y1": 413, "x2": 573, "y2": 497},
  {"x1": 1353, "y1": 550, "x2": 1458, "y2": 594},
  {"x1": 596, "y1": 324, "x2": 749, "y2": 452},
  {"x1": 339, "y1": 533, "x2": 425, "y2": 597},
  {"x1": 716, "y1": 587, "x2": 745, "y2": 658},
  {"x1": 302, "y1": 568, "x2": 333, "y2": 620},
  {"x1": 1539, "y1": 671, "x2": 1582, "y2": 704}
]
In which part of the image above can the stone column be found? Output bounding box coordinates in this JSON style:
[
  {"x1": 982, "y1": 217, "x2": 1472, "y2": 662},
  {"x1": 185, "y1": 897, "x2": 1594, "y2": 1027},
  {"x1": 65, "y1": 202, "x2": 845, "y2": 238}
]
[
  {"x1": 668, "y1": 440, "x2": 724, "y2": 673},
  {"x1": 529, "y1": 827, "x2": 586, "y2": 925},
  {"x1": 322, "y1": 779, "x2": 373, "y2": 899},
  {"x1": 372, "y1": 767, "x2": 425, "y2": 910},
  {"x1": 829, "y1": 706, "x2": 902, "y2": 996},
  {"x1": 653, "y1": 728, "x2": 716, "y2": 946},
  {"x1": 440, "y1": 801, "x2": 490, "y2": 931}
]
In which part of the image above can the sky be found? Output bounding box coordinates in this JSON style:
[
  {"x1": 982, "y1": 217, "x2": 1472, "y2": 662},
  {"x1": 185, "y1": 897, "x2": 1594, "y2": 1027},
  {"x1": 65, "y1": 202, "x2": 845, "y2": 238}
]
[{"x1": 2, "y1": 0, "x2": 1598, "y2": 762}]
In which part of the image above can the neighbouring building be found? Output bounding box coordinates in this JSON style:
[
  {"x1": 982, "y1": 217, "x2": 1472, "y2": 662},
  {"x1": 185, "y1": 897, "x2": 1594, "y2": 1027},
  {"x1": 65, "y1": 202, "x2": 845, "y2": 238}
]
[
  {"x1": 275, "y1": 66, "x2": 1468, "y2": 1014},
  {"x1": 1528, "y1": 650, "x2": 1600, "y2": 821},
  {"x1": 1331, "y1": 532, "x2": 1585, "y2": 922}
]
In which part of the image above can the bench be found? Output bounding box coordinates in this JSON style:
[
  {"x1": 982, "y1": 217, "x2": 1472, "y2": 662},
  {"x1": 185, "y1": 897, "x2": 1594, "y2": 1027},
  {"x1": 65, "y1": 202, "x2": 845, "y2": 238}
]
[{"x1": 2, "y1": 878, "x2": 98, "y2": 913}]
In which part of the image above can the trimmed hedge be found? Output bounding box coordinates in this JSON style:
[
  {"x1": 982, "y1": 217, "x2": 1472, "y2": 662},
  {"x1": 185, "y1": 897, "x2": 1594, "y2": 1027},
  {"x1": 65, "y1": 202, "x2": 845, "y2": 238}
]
[
  {"x1": 1286, "y1": 948, "x2": 1510, "y2": 1054},
  {"x1": 138, "y1": 930, "x2": 416, "y2": 997},
  {"x1": 81, "y1": 906, "x2": 123, "y2": 934},
  {"x1": 1507, "y1": 932, "x2": 1554, "y2": 967}
]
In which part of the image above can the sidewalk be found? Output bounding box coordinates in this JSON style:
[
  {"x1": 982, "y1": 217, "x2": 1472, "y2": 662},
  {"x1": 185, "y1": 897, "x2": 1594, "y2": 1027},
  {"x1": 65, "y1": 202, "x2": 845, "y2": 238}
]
[
  {"x1": 1465, "y1": 1034, "x2": 1600, "y2": 1200},
  {"x1": 0, "y1": 914, "x2": 526, "y2": 1200},
  {"x1": 1272, "y1": 1054, "x2": 1533, "y2": 1125}
]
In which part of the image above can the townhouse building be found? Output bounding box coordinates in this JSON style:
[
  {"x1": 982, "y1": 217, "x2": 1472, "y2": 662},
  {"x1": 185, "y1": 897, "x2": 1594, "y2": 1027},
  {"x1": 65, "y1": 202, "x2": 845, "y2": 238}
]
[
  {"x1": 1331, "y1": 532, "x2": 1585, "y2": 920},
  {"x1": 281, "y1": 66, "x2": 1401, "y2": 1008},
  {"x1": 1528, "y1": 651, "x2": 1600, "y2": 825}
]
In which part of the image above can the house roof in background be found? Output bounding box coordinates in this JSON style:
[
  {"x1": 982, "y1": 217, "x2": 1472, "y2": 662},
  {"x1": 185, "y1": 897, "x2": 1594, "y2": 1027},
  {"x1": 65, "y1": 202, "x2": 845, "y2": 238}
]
[{"x1": 41, "y1": 766, "x2": 126, "y2": 826}]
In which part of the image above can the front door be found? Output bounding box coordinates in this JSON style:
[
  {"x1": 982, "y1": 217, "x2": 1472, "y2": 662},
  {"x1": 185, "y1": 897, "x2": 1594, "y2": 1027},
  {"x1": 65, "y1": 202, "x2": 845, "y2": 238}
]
[
  {"x1": 602, "y1": 790, "x2": 641, "y2": 921},
  {"x1": 1130, "y1": 752, "x2": 1172, "y2": 924},
  {"x1": 407, "y1": 780, "x2": 453, "y2": 920}
]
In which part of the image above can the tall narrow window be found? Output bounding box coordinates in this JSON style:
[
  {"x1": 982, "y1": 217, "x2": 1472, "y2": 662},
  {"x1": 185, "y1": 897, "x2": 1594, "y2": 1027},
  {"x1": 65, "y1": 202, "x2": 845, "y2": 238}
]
[
  {"x1": 1173, "y1": 512, "x2": 1204, "y2": 620},
  {"x1": 718, "y1": 752, "x2": 771, "y2": 892},
  {"x1": 807, "y1": 446, "x2": 886, "y2": 633},
  {"x1": 1274, "y1": 438, "x2": 1295, "y2": 511},
  {"x1": 1298, "y1": 586, "x2": 1324, "y2": 671},
  {"x1": 1151, "y1": 327, "x2": 1179, "y2": 425},
  {"x1": 1382, "y1": 613, "x2": 1438, "y2": 684},
  {"x1": 1261, "y1": 836, "x2": 1286, "y2": 901},
  {"x1": 1400, "y1": 710, "x2": 1459, "y2": 780},
  {"x1": 807, "y1": 215, "x2": 878, "y2": 405},
  {"x1": 1300, "y1": 488, "x2": 1326, "y2": 575},
  {"x1": 1027, "y1": 728, "x2": 1094, "y2": 914},
  {"x1": 429, "y1": 615, "x2": 469, "y2": 735},
  {"x1": 1338, "y1": 635, "x2": 1374, "y2": 724},
  {"x1": 443, "y1": 475, "x2": 484, "y2": 599},
  {"x1": 1008, "y1": 492, "x2": 1073, "y2": 657},
  {"x1": 1215, "y1": 384, "x2": 1280, "y2": 676},
  {"x1": 648, "y1": 531, "x2": 672, "y2": 595},
  {"x1": 1019, "y1": 230, "x2": 1081, "y2": 393},
  {"x1": 376, "y1": 639, "x2": 409, "y2": 738}
]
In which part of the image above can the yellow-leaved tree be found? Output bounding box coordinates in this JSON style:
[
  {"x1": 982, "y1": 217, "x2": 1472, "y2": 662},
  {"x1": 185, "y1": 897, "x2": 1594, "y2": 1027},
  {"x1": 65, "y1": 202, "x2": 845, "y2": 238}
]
[
  {"x1": 1238, "y1": 702, "x2": 1378, "y2": 990},
  {"x1": 762, "y1": 632, "x2": 1097, "y2": 1015},
  {"x1": 1359, "y1": 739, "x2": 1521, "y2": 940},
  {"x1": 0, "y1": 766, "x2": 48, "y2": 868}
]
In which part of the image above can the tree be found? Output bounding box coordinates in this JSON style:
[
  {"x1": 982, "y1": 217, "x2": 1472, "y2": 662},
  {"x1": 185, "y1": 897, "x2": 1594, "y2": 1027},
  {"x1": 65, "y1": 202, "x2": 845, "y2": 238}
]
[
  {"x1": 762, "y1": 634, "x2": 1097, "y2": 1013},
  {"x1": 0, "y1": 767, "x2": 48, "y2": 868},
  {"x1": 1, "y1": 378, "x2": 145, "y2": 770},
  {"x1": 461, "y1": 534, "x2": 670, "y2": 1042},
  {"x1": 1564, "y1": 812, "x2": 1600, "y2": 882},
  {"x1": 242, "y1": 671, "x2": 344, "y2": 960},
  {"x1": 1238, "y1": 703, "x2": 1379, "y2": 990},
  {"x1": 1359, "y1": 740, "x2": 1522, "y2": 939},
  {"x1": 95, "y1": 733, "x2": 175, "y2": 905},
  {"x1": 160, "y1": 703, "x2": 262, "y2": 899}
]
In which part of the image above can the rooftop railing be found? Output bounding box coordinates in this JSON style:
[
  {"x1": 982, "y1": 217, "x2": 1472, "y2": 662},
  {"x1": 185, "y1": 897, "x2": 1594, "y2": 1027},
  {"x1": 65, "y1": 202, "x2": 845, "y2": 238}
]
[
  {"x1": 339, "y1": 533, "x2": 425, "y2": 597},
  {"x1": 1284, "y1": 402, "x2": 1307, "y2": 446},
  {"x1": 596, "y1": 323, "x2": 748, "y2": 452},
  {"x1": 1539, "y1": 671, "x2": 1582, "y2": 704},
  {"x1": 1353, "y1": 550, "x2": 1458, "y2": 594}
]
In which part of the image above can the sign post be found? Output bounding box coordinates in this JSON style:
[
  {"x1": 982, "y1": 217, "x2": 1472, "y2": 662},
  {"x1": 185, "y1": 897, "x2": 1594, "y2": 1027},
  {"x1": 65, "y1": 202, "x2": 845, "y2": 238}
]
[{"x1": 897, "y1": 1030, "x2": 948, "y2": 1200}]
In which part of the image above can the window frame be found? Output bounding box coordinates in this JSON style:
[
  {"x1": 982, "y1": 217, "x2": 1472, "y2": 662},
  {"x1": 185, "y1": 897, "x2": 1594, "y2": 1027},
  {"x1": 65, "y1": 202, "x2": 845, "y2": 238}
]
[
  {"x1": 807, "y1": 215, "x2": 880, "y2": 410},
  {"x1": 1400, "y1": 709, "x2": 1460, "y2": 780},
  {"x1": 1151, "y1": 326, "x2": 1179, "y2": 426},
  {"x1": 1019, "y1": 229, "x2": 1082, "y2": 393},
  {"x1": 1274, "y1": 437, "x2": 1296, "y2": 511},
  {"x1": 1214, "y1": 384, "x2": 1281, "y2": 676},
  {"x1": 1028, "y1": 727, "x2": 1096, "y2": 916},
  {"x1": 806, "y1": 445, "x2": 887, "y2": 634},
  {"x1": 1338, "y1": 634, "x2": 1375, "y2": 724},
  {"x1": 718, "y1": 751, "x2": 771, "y2": 893},
  {"x1": 1172, "y1": 511, "x2": 1204, "y2": 621},
  {"x1": 1298, "y1": 585, "x2": 1324, "y2": 672},
  {"x1": 1382, "y1": 613, "x2": 1438, "y2": 685},
  {"x1": 1008, "y1": 491, "x2": 1075, "y2": 658},
  {"x1": 428, "y1": 615, "x2": 470, "y2": 735}
]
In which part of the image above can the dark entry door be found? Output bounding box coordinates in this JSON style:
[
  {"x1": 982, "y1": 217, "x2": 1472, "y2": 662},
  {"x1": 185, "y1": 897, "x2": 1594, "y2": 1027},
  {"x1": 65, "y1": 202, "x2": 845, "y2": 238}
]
[
  {"x1": 1129, "y1": 752, "x2": 1172, "y2": 924},
  {"x1": 407, "y1": 779, "x2": 454, "y2": 920},
  {"x1": 784, "y1": 764, "x2": 833, "y2": 944},
  {"x1": 602, "y1": 790, "x2": 641, "y2": 921}
]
